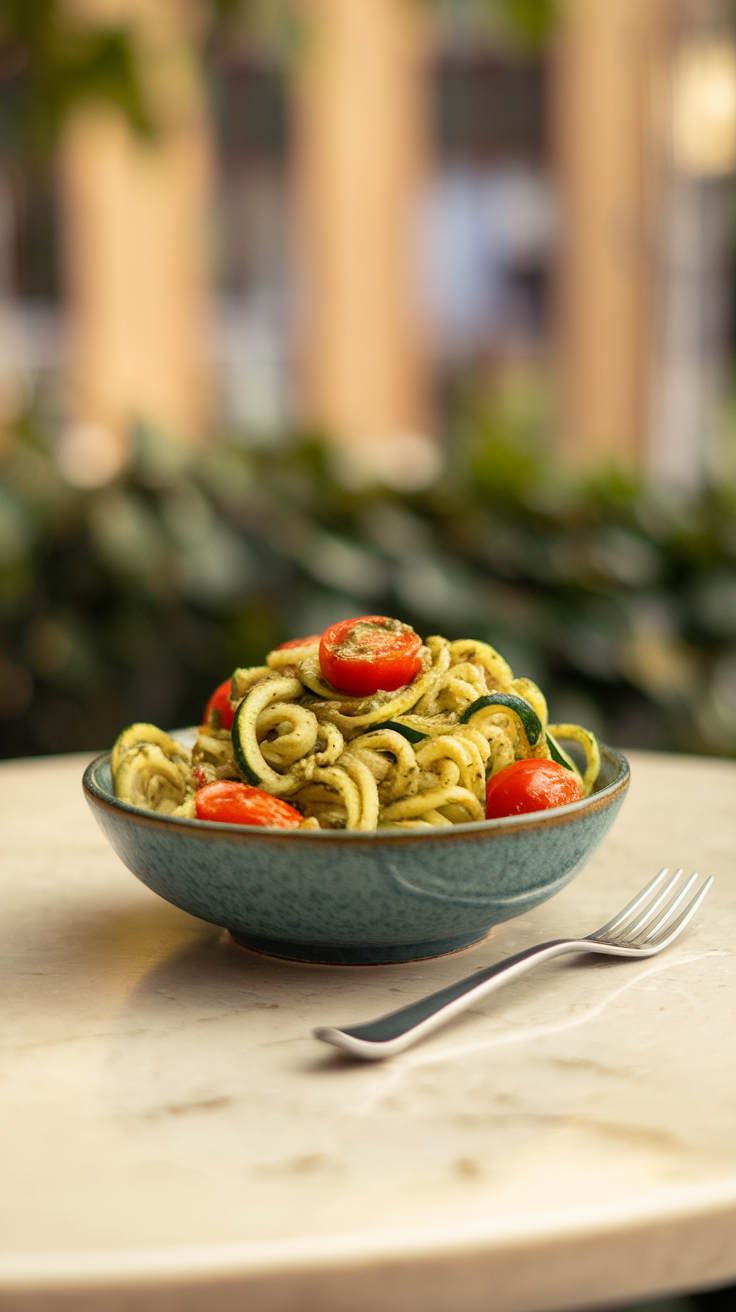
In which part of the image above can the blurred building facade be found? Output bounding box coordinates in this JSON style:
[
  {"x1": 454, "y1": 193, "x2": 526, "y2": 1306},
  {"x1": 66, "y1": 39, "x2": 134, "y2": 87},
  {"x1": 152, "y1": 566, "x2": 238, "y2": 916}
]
[
  {"x1": 1, "y1": 0, "x2": 736, "y2": 484},
  {"x1": 652, "y1": 0, "x2": 736, "y2": 485}
]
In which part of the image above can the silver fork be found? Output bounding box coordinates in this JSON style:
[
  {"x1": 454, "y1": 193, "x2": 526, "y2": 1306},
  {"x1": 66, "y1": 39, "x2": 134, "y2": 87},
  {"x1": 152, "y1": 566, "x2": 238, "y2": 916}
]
[{"x1": 313, "y1": 867, "x2": 713, "y2": 1061}]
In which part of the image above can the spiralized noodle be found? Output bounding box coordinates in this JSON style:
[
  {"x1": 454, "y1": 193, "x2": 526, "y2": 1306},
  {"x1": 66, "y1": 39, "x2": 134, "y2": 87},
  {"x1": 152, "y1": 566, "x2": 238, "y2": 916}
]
[{"x1": 111, "y1": 630, "x2": 600, "y2": 829}]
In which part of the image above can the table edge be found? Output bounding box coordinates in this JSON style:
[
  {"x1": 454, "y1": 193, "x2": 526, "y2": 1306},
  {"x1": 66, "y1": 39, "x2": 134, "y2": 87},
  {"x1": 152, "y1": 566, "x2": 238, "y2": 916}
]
[{"x1": 2, "y1": 1173, "x2": 736, "y2": 1293}]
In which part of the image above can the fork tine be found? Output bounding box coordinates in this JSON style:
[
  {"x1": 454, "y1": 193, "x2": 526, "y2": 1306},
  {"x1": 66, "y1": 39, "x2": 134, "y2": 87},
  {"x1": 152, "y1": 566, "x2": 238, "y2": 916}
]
[
  {"x1": 613, "y1": 867, "x2": 684, "y2": 941},
  {"x1": 633, "y1": 871, "x2": 699, "y2": 944},
  {"x1": 643, "y1": 875, "x2": 713, "y2": 947},
  {"x1": 601, "y1": 868, "x2": 683, "y2": 943},
  {"x1": 591, "y1": 867, "x2": 669, "y2": 938}
]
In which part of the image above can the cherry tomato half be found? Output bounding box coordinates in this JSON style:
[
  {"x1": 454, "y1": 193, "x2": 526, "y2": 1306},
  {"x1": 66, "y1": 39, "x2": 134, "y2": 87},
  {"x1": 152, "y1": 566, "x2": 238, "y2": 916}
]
[
  {"x1": 195, "y1": 780, "x2": 302, "y2": 828},
  {"x1": 319, "y1": 616, "x2": 423, "y2": 696},
  {"x1": 485, "y1": 759, "x2": 583, "y2": 820},
  {"x1": 203, "y1": 678, "x2": 235, "y2": 731},
  {"x1": 276, "y1": 634, "x2": 321, "y2": 650}
]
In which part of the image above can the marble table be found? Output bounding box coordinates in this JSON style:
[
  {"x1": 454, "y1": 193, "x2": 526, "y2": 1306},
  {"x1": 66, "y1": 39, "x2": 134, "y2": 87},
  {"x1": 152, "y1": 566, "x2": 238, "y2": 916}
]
[{"x1": 1, "y1": 750, "x2": 735, "y2": 1312}]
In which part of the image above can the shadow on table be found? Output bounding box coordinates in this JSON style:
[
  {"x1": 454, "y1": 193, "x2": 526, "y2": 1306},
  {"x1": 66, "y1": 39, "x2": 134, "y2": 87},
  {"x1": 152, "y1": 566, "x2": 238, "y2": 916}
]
[{"x1": 616, "y1": 1286, "x2": 735, "y2": 1312}]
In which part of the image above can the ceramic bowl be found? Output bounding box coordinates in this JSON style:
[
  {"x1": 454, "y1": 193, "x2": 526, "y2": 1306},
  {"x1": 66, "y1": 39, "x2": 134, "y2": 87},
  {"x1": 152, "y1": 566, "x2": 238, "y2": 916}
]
[{"x1": 83, "y1": 741, "x2": 629, "y2": 965}]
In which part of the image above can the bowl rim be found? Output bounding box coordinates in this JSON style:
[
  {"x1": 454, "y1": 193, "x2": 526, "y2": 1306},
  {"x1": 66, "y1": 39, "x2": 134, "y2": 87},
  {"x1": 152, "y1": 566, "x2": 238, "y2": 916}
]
[{"x1": 83, "y1": 740, "x2": 630, "y2": 844}]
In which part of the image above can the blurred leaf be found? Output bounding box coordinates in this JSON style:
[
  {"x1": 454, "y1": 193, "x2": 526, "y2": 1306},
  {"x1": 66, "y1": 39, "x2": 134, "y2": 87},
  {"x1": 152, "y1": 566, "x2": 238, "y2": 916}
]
[
  {"x1": 3, "y1": 401, "x2": 736, "y2": 760},
  {"x1": 0, "y1": 0, "x2": 153, "y2": 156},
  {"x1": 0, "y1": 485, "x2": 34, "y2": 563},
  {"x1": 494, "y1": 0, "x2": 556, "y2": 47},
  {"x1": 428, "y1": 0, "x2": 557, "y2": 49}
]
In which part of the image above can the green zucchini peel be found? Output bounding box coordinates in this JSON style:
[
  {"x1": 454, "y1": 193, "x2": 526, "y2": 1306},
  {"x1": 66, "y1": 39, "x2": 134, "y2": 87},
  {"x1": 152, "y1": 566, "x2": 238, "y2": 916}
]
[
  {"x1": 231, "y1": 675, "x2": 304, "y2": 795},
  {"x1": 545, "y1": 730, "x2": 585, "y2": 791},
  {"x1": 460, "y1": 692, "x2": 543, "y2": 747},
  {"x1": 545, "y1": 731, "x2": 578, "y2": 772},
  {"x1": 547, "y1": 723, "x2": 600, "y2": 796},
  {"x1": 370, "y1": 719, "x2": 429, "y2": 744}
]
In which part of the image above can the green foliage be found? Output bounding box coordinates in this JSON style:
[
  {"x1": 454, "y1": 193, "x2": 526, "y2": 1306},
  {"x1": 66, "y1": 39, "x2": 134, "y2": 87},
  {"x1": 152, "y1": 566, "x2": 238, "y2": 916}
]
[
  {"x1": 2, "y1": 413, "x2": 736, "y2": 759},
  {"x1": 0, "y1": 0, "x2": 558, "y2": 165},
  {"x1": 429, "y1": 0, "x2": 557, "y2": 49},
  {"x1": 0, "y1": 0, "x2": 154, "y2": 156},
  {"x1": 493, "y1": 0, "x2": 556, "y2": 48}
]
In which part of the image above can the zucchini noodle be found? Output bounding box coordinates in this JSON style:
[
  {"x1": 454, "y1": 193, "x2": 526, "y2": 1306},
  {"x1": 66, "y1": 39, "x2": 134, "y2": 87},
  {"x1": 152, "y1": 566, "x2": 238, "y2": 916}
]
[{"x1": 111, "y1": 630, "x2": 599, "y2": 829}]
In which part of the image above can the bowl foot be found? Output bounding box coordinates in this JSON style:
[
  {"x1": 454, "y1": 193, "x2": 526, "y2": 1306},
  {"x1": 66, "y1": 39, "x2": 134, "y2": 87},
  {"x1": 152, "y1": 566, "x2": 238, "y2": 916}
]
[{"x1": 227, "y1": 928, "x2": 491, "y2": 965}]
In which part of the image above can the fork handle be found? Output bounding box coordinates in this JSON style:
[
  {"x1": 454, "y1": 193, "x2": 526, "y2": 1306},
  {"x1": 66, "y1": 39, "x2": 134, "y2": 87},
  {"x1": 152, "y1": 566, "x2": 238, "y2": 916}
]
[{"x1": 314, "y1": 937, "x2": 591, "y2": 1059}]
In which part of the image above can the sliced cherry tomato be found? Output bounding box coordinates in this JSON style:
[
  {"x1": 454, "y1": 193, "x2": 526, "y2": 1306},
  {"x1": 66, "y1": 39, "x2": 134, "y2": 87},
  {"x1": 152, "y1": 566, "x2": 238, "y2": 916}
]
[
  {"x1": 319, "y1": 616, "x2": 423, "y2": 696},
  {"x1": 203, "y1": 678, "x2": 235, "y2": 731},
  {"x1": 485, "y1": 759, "x2": 583, "y2": 820},
  {"x1": 276, "y1": 634, "x2": 321, "y2": 650},
  {"x1": 195, "y1": 780, "x2": 302, "y2": 828}
]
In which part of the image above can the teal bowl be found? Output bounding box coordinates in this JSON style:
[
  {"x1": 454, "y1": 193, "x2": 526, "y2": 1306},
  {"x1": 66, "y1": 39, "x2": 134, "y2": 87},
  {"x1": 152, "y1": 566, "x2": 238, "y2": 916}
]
[{"x1": 83, "y1": 742, "x2": 629, "y2": 965}]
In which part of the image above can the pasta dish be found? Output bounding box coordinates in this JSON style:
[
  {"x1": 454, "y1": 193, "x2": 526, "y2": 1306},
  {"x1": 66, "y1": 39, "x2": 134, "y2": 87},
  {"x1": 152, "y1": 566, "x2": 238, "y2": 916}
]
[{"x1": 111, "y1": 618, "x2": 599, "y2": 830}]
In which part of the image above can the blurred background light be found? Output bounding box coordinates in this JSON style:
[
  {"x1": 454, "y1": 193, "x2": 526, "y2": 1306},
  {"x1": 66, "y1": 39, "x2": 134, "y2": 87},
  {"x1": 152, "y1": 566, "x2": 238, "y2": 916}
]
[
  {"x1": 331, "y1": 430, "x2": 444, "y2": 490},
  {"x1": 670, "y1": 38, "x2": 736, "y2": 178},
  {"x1": 55, "y1": 422, "x2": 128, "y2": 488}
]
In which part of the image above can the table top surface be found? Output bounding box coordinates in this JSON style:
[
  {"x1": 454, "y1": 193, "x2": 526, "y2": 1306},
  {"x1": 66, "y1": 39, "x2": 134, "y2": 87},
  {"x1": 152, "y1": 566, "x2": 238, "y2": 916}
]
[{"x1": 1, "y1": 748, "x2": 735, "y2": 1312}]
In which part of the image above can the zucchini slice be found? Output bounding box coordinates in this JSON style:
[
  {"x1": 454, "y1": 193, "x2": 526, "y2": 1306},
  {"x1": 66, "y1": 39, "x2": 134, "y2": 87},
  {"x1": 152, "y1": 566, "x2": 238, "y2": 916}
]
[
  {"x1": 547, "y1": 723, "x2": 600, "y2": 796},
  {"x1": 370, "y1": 718, "x2": 428, "y2": 744},
  {"x1": 460, "y1": 692, "x2": 543, "y2": 748},
  {"x1": 545, "y1": 730, "x2": 585, "y2": 790},
  {"x1": 230, "y1": 666, "x2": 269, "y2": 702},
  {"x1": 447, "y1": 639, "x2": 514, "y2": 690},
  {"x1": 545, "y1": 731, "x2": 578, "y2": 772},
  {"x1": 266, "y1": 640, "x2": 320, "y2": 670},
  {"x1": 510, "y1": 676, "x2": 548, "y2": 728},
  {"x1": 111, "y1": 723, "x2": 194, "y2": 816},
  {"x1": 231, "y1": 676, "x2": 304, "y2": 795},
  {"x1": 111, "y1": 723, "x2": 190, "y2": 778}
]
